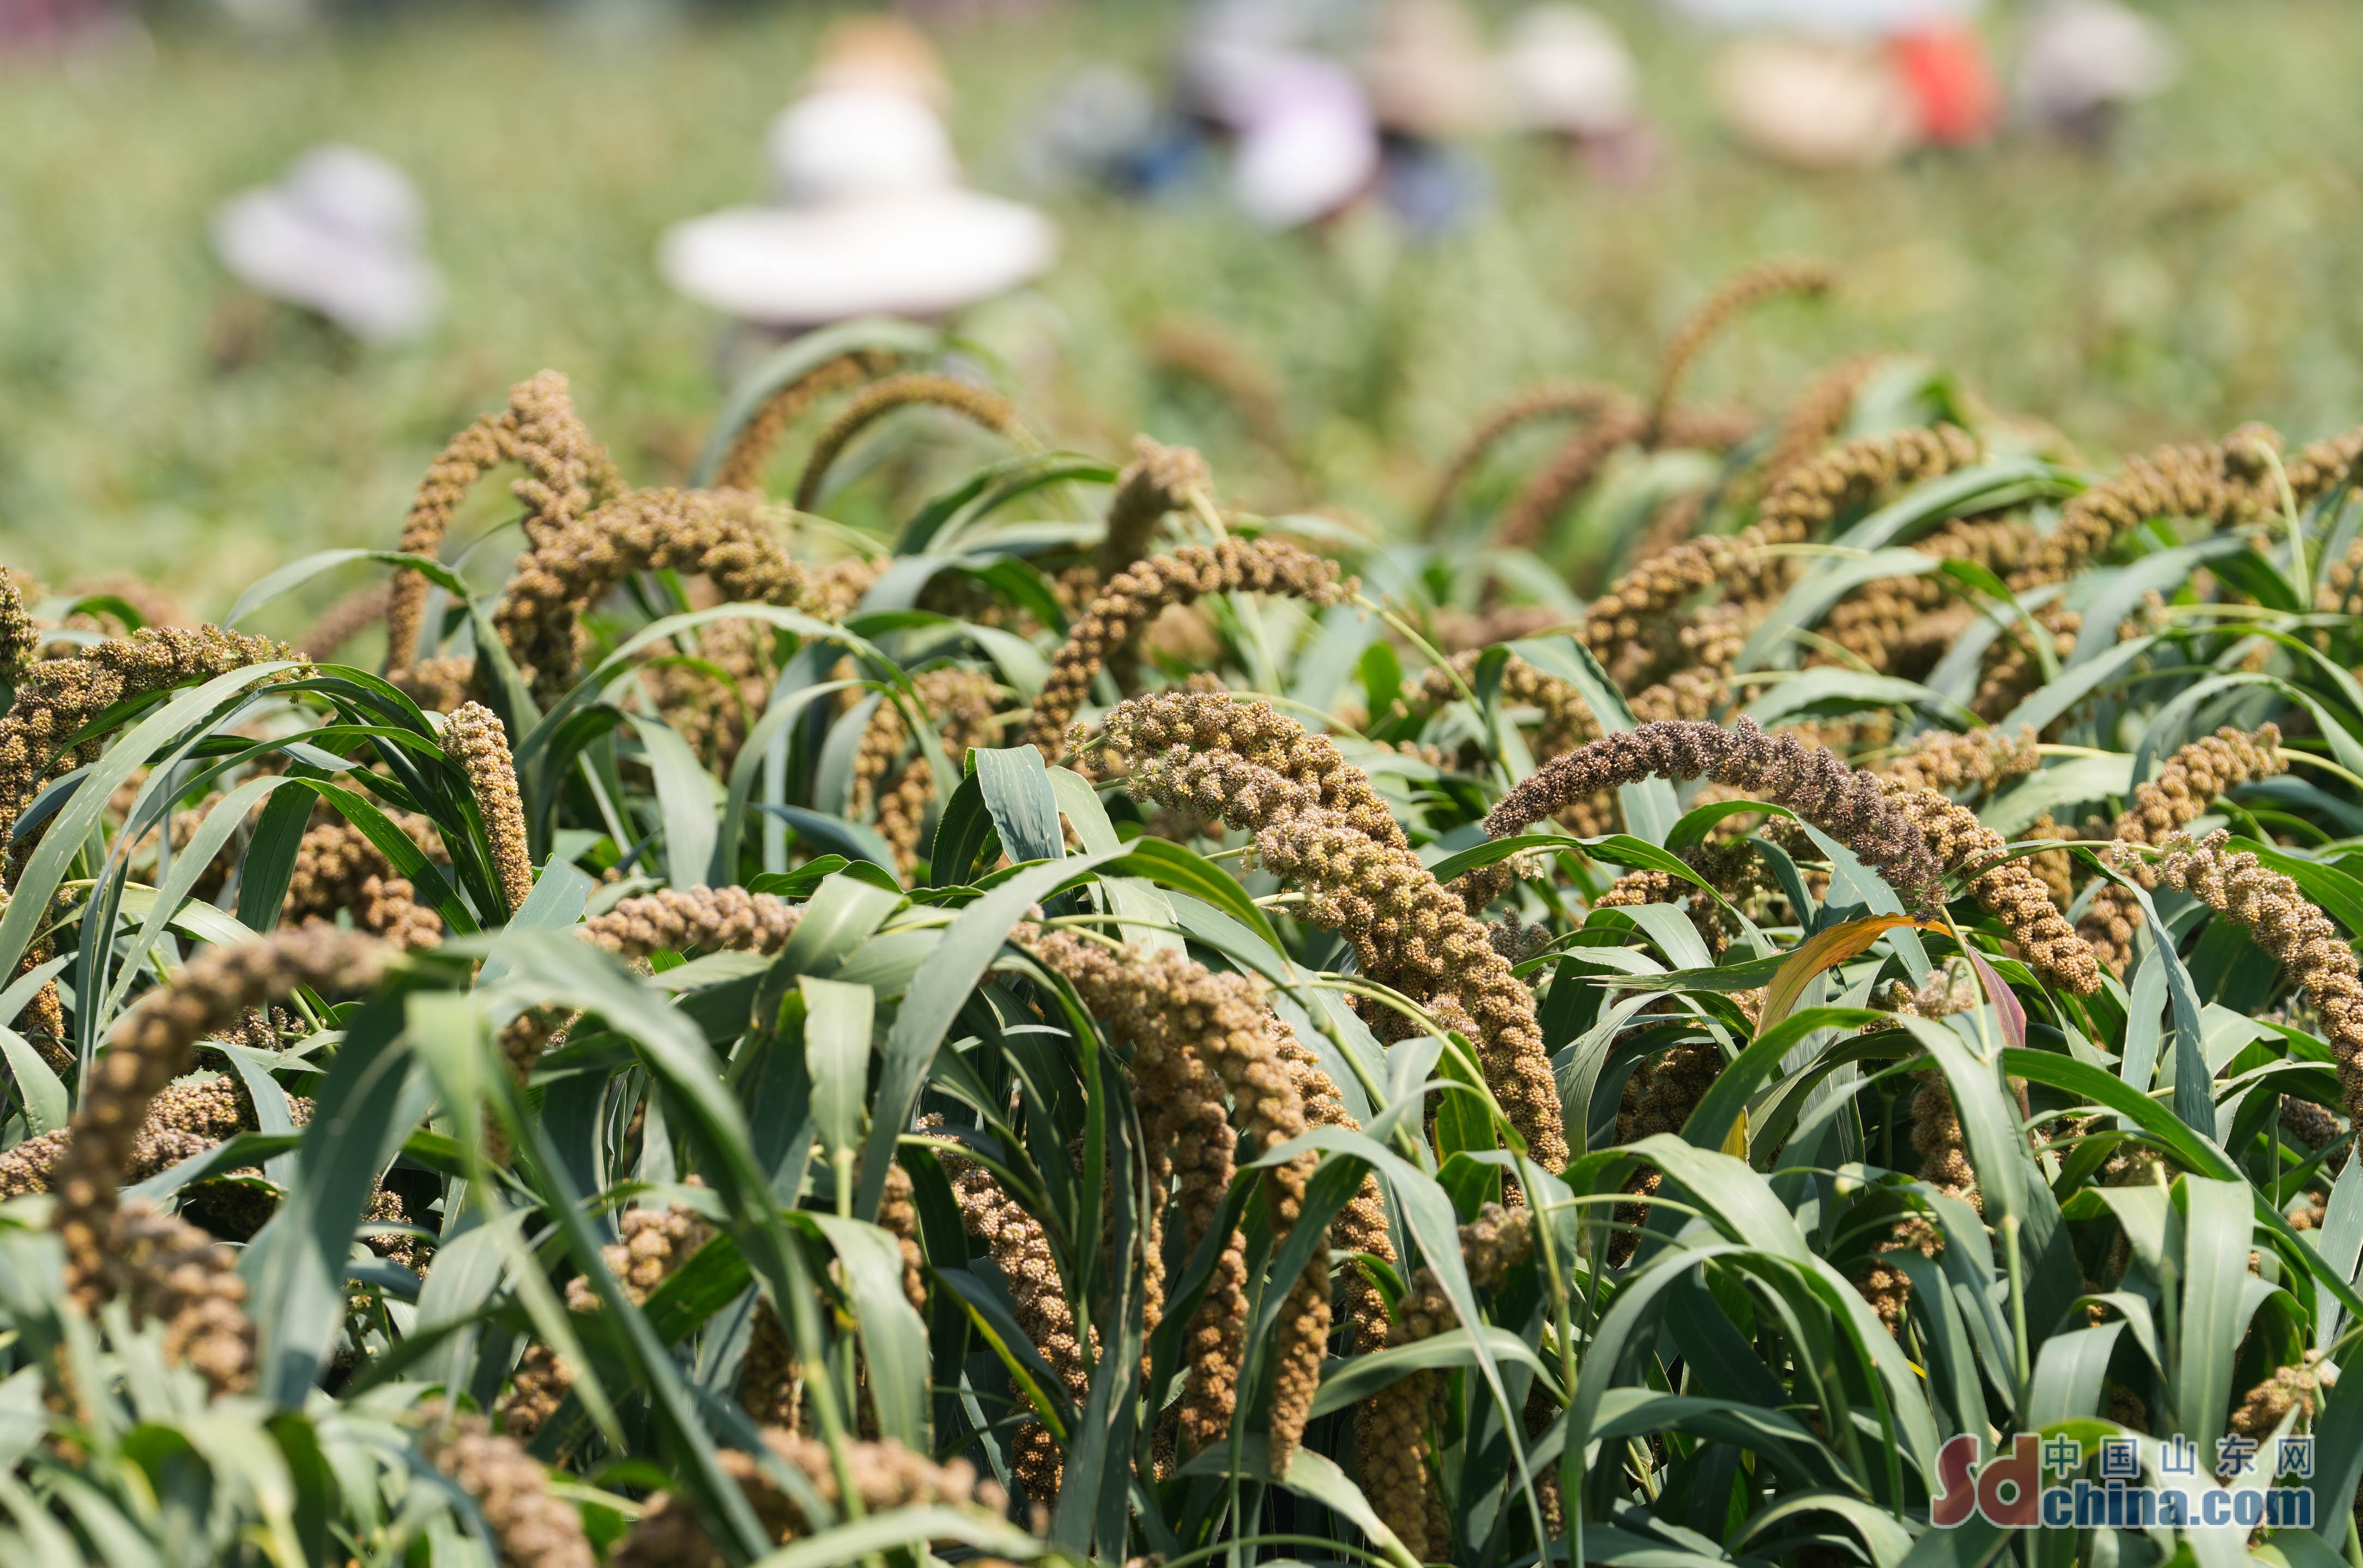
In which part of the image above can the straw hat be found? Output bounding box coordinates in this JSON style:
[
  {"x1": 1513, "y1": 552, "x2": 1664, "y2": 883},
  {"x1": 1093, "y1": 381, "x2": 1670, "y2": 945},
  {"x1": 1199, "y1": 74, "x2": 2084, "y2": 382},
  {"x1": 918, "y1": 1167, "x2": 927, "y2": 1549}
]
[
  {"x1": 1361, "y1": 0, "x2": 1500, "y2": 138},
  {"x1": 1229, "y1": 54, "x2": 1381, "y2": 229},
  {"x1": 1500, "y1": 4, "x2": 1641, "y2": 138},
  {"x1": 1666, "y1": 0, "x2": 1982, "y2": 40},
  {"x1": 210, "y1": 144, "x2": 441, "y2": 343},
  {"x1": 1712, "y1": 35, "x2": 1918, "y2": 167},
  {"x1": 659, "y1": 60, "x2": 1055, "y2": 326}
]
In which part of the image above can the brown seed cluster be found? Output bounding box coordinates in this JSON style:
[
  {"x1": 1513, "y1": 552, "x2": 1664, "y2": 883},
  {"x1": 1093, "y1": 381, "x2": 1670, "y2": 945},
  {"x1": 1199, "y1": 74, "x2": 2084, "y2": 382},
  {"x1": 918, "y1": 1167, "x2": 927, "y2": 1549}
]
[
  {"x1": 1879, "y1": 725, "x2": 2039, "y2": 797},
  {"x1": 386, "y1": 371, "x2": 623, "y2": 672},
  {"x1": 1107, "y1": 693, "x2": 1568, "y2": 1172},
  {"x1": 1100, "y1": 436, "x2": 1214, "y2": 579},
  {"x1": 0, "y1": 565, "x2": 39, "y2": 682},
  {"x1": 2076, "y1": 727, "x2": 2283, "y2": 976},
  {"x1": 418, "y1": 1402, "x2": 597, "y2": 1568},
  {"x1": 1495, "y1": 403, "x2": 1754, "y2": 553},
  {"x1": 2279, "y1": 1095, "x2": 2343, "y2": 1151},
  {"x1": 849, "y1": 668, "x2": 1004, "y2": 874},
  {"x1": 441, "y1": 702, "x2": 534, "y2": 916},
  {"x1": 492, "y1": 486, "x2": 848, "y2": 698},
  {"x1": 1887, "y1": 785, "x2": 2100, "y2": 992},
  {"x1": 1399, "y1": 650, "x2": 1601, "y2": 766},
  {"x1": 0, "y1": 625, "x2": 296, "y2": 883},
  {"x1": 50, "y1": 928, "x2": 390, "y2": 1313},
  {"x1": 1364, "y1": 1203, "x2": 1536, "y2": 1561},
  {"x1": 714, "y1": 349, "x2": 898, "y2": 493},
  {"x1": 109, "y1": 1200, "x2": 258, "y2": 1396},
  {"x1": 939, "y1": 1144, "x2": 1087, "y2": 1505},
  {"x1": 1763, "y1": 353, "x2": 1883, "y2": 485},
  {"x1": 1028, "y1": 930, "x2": 1331, "y2": 1470},
  {"x1": 1478, "y1": 719, "x2": 1945, "y2": 913},
  {"x1": 1026, "y1": 538, "x2": 1354, "y2": 759},
  {"x1": 284, "y1": 818, "x2": 446, "y2": 951},
  {"x1": 792, "y1": 372, "x2": 1029, "y2": 514},
  {"x1": 0, "y1": 1073, "x2": 312, "y2": 1199},
  {"x1": 2025, "y1": 432, "x2": 2270, "y2": 588},
  {"x1": 2143, "y1": 832, "x2": 2363, "y2": 1125},
  {"x1": 1646, "y1": 258, "x2": 1838, "y2": 439},
  {"x1": 1423, "y1": 382, "x2": 1631, "y2": 537},
  {"x1": 578, "y1": 886, "x2": 802, "y2": 960},
  {"x1": 2229, "y1": 1360, "x2": 2320, "y2": 1440},
  {"x1": 610, "y1": 1427, "x2": 1005, "y2": 1568},
  {"x1": 1575, "y1": 425, "x2": 1981, "y2": 673}
]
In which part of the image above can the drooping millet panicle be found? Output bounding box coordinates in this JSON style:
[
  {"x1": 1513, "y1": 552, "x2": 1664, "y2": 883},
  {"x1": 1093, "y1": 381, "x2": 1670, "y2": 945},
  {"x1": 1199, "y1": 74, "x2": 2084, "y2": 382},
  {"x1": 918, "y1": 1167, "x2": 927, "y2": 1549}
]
[
  {"x1": 416, "y1": 1403, "x2": 598, "y2": 1568},
  {"x1": 0, "y1": 625, "x2": 298, "y2": 879},
  {"x1": 1763, "y1": 352, "x2": 1885, "y2": 485},
  {"x1": 1645, "y1": 258, "x2": 1839, "y2": 440},
  {"x1": 0, "y1": 1073, "x2": 313, "y2": 1199},
  {"x1": 1364, "y1": 1204, "x2": 1537, "y2": 1561},
  {"x1": 610, "y1": 1428, "x2": 1007, "y2": 1568},
  {"x1": 284, "y1": 818, "x2": 445, "y2": 951},
  {"x1": 47, "y1": 929, "x2": 388, "y2": 1393},
  {"x1": 1025, "y1": 538, "x2": 1355, "y2": 759},
  {"x1": 2279, "y1": 1095, "x2": 2344, "y2": 1152},
  {"x1": 1818, "y1": 516, "x2": 2045, "y2": 675},
  {"x1": 1597, "y1": 840, "x2": 1769, "y2": 958},
  {"x1": 1107, "y1": 694, "x2": 1569, "y2": 1172},
  {"x1": 1421, "y1": 382, "x2": 1633, "y2": 536},
  {"x1": 1879, "y1": 724, "x2": 2040, "y2": 798},
  {"x1": 2229, "y1": 1359, "x2": 2322, "y2": 1439},
  {"x1": 502, "y1": 1193, "x2": 717, "y2": 1437},
  {"x1": 1885, "y1": 785, "x2": 2101, "y2": 992},
  {"x1": 2076, "y1": 727, "x2": 2285, "y2": 976},
  {"x1": 1607, "y1": 1040, "x2": 1724, "y2": 1264},
  {"x1": 2139, "y1": 832, "x2": 2363, "y2": 1125},
  {"x1": 937, "y1": 1143, "x2": 1089, "y2": 1504},
  {"x1": 792, "y1": 372, "x2": 1030, "y2": 514},
  {"x1": 1105, "y1": 690, "x2": 1407, "y2": 848},
  {"x1": 2020, "y1": 429, "x2": 2273, "y2": 588},
  {"x1": 441, "y1": 701, "x2": 533, "y2": 915},
  {"x1": 295, "y1": 581, "x2": 392, "y2": 662},
  {"x1": 714, "y1": 349, "x2": 898, "y2": 493},
  {"x1": 1099, "y1": 435, "x2": 1214, "y2": 579},
  {"x1": 1472, "y1": 718, "x2": 1945, "y2": 915},
  {"x1": 491, "y1": 485, "x2": 866, "y2": 698},
  {"x1": 577, "y1": 885, "x2": 803, "y2": 960},
  {"x1": 1028, "y1": 930, "x2": 1332, "y2": 1469},
  {"x1": 848, "y1": 668, "x2": 1003, "y2": 874},
  {"x1": 0, "y1": 626, "x2": 297, "y2": 1048},
  {"x1": 386, "y1": 371, "x2": 623, "y2": 672},
  {"x1": 1576, "y1": 425, "x2": 1982, "y2": 658},
  {"x1": 0, "y1": 565, "x2": 39, "y2": 681},
  {"x1": 1400, "y1": 650, "x2": 1602, "y2": 763},
  {"x1": 1495, "y1": 403, "x2": 1755, "y2": 553}
]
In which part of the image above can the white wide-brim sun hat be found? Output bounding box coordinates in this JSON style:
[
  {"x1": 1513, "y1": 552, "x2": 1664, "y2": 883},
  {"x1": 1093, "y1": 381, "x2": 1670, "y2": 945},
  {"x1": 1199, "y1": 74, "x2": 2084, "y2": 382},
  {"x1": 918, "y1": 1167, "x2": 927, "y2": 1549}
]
[
  {"x1": 659, "y1": 191, "x2": 1058, "y2": 328},
  {"x1": 210, "y1": 144, "x2": 442, "y2": 343}
]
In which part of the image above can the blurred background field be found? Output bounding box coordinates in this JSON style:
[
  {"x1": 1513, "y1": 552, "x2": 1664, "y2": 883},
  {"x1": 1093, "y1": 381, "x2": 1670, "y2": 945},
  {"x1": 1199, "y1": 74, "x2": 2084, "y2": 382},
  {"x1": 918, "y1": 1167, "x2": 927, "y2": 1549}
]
[{"x1": 1, "y1": 0, "x2": 2360, "y2": 619}]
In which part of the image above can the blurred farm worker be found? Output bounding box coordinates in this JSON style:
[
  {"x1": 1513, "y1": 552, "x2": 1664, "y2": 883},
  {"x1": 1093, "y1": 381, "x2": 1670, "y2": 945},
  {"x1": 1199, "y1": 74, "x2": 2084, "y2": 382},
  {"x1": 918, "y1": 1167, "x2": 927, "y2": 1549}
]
[
  {"x1": 1690, "y1": 0, "x2": 1999, "y2": 166},
  {"x1": 1499, "y1": 4, "x2": 1657, "y2": 185},
  {"x1": 1228, "y1": 53, "x2": 1383, "y2": 231},
  {"x1": 1014, "y1": 64, "x2": 1187, "y2": 195},
  {"x1": 210, "y1": 145, "x2": 442, "y2": 344},
  {"x1": 0, "y1": 0, "x2": 122, "y2": 53},
  {"x1": 659, "y1": 17, "x2": 1056, "y2": 329},
  {"x1": 1361, "y1": 0, "x2": 1496, "y2": 235},
  {"x1": 2015, "y1": 0, "x2": 2177, "y2": 143}
]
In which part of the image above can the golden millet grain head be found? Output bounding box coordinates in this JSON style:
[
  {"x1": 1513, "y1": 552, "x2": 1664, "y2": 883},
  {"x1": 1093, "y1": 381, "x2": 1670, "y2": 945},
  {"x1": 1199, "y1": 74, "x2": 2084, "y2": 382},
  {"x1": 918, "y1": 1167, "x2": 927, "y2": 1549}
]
[
  {"x1": 793, "y1": 371, "x2": 1028, "y2": 515},
  {"x1": 1482, "y1": 718, "x2": 1946, "y2": 911},
  {"x1": 1647, "y1": 257, "x2": 1838, "y2": 438},
  {"x1": 417, "y1": 1401, "x2": 597, "y2": 1568},
  {"x1": 1428, "y1": 381, "x2": 1633, "y2": 538},
  {"x1": 1887, "y1": 784, "x2": 2100, "y2": 993},
  {"x1": 51, "y1": 927, "x2": 391, "y2": 1306},
  {"x1": 1100, "y1": 435, "x2": 1213, "y2": 577},
  {"x1": 1881, "y1": 725, "x2": 2040, "y2": 797},
  {"x1": 2077, "y1": 726, "x2": 2285, "y2": 975},
  {"x1": 442, "y1": 701, "x2": 533, "y2": 916},
  {"x1": 0, "y1": 565, "x2": 38, "y2": 682},
  {"x1": 715, "y1": 349, "x2": 896, "y2": 494},
  {"x1": 578, "y1": 885, "x2": 802, "y2": 960},
  {"x1": 1026, "y1": 537, "x2": 1355, "y2": 758}
]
